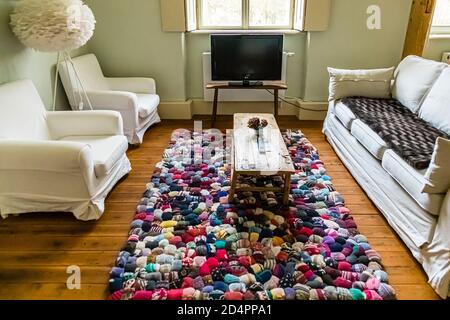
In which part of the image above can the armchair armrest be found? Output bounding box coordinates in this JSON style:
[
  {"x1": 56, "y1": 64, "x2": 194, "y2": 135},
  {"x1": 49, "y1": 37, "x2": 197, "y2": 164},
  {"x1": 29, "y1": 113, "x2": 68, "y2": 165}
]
[
  {"x1": 47, "y1": 110, "x2": 124, "y2": 140},
  {"x1": 105, "y1": 77, "x2": 156, "y2": 94},
  {"x1": 0, "y1": 140, "x2": 92, "y2": 173},
  {"x1": 84, "y1": 90, "x2": 139, "y2": 112},
  {"x1": 81, "y1": 90, "x2": 139, "y2": 134}
]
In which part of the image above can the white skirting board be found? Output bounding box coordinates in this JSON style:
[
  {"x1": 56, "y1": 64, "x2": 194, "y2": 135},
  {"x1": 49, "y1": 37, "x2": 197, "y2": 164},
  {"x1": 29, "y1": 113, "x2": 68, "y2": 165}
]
[
  {"x1": 158, "y1": 99, "x2": 329, "y2": 120},
  {"x1": 158, "y1": 100, "x2": 193, "y2": 119},
  {"x1": 297, "y1": 100, "x2": 329, "y2": 120},
  {"x1": 192, "y1": 99, "x2": 298, "y2": 116}
]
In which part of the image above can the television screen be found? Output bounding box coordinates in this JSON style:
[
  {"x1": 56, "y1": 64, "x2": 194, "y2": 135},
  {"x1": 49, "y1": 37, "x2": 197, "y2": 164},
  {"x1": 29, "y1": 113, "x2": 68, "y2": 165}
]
[{"x1": 211, "y1": 34, "x2": 283, "y2": 81}]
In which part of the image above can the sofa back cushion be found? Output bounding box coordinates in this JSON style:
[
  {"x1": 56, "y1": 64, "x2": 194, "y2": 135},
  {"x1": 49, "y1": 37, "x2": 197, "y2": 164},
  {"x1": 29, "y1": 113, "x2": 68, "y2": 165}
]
[
  {"x1": 392, "y1": 55, "x2": 447, "y2": 113},
  {"x1": 0, "y1": 79, "x2": 50, "y2": 140},
  {"x1": 328, "y1": 67, "x2": 394, "y2": 101},
  {"x1": 422, "y1": 137, "x2": 450, "y2": 194},
  {"x1": 418, "y1": 67, "x2": 450, "y2": 135}
]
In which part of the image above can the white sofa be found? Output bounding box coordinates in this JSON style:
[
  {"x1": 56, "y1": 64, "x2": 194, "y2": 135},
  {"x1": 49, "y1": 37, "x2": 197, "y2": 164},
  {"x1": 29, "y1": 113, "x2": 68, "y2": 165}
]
[
  {"x1": 324, "y1": 56, "x2": 450, "y2": 299},
  {"x1": 58, "y1": 53, "x2": 161, "y2": 144},
  {"x1": 0, "y1": 80, "x2": 131, "y2": 221}
]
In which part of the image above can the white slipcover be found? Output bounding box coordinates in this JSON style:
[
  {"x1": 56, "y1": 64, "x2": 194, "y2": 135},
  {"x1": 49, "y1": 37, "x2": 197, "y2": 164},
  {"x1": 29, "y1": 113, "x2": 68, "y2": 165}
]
[
  {"x1": 382, "y1": 150, "x2": 444, "y2": 215},
  {"x1": 419, "y1": 68, "x2": 450, "y2": 136},
  {"x1": 58, "y1": 54, "x2": 161, "y2": 144},
  {"x1": 351, "y1": 119, "x2": 388, "y2": 160},
  {"x1": 0, "y1": 79, "x2": 131, "y2": 221},
  {"x1": 392, "y1": 55, "x2": 447, "y2": 113},
  {"x1": 324, "y1": 56, "x2": 450, "y2": 298},
  {"x1": 324, "y1": 112, "x2": 450, "y2": 299},
  {"x1": 334, "y1": 101, "x2": 356, "y2": 130},
  {"x1": 328, "y1": 67, "x2": 394, "y2": 101}
]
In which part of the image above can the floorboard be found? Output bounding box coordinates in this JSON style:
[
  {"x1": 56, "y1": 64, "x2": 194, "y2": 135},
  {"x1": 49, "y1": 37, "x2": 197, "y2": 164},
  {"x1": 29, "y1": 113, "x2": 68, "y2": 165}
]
[{"x1": 0, "y1": 116, "x2": 440, "y2": 300}]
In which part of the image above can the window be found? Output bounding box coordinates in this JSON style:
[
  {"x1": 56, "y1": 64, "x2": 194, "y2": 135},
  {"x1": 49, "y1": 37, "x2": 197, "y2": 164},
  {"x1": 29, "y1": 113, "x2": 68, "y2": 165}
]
[
  {"x1": 197, "y1": 0, "x2": 298, "y2": 30},
  {"x1": 431, "y1": 0, "x2": 450, "y2": 35}
]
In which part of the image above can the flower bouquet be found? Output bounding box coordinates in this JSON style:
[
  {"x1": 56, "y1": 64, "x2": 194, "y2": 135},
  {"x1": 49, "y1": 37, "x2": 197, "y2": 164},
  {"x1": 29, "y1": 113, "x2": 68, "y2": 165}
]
[{"x1": 247, "y1": 117, "x2": 269, "y2": 152}]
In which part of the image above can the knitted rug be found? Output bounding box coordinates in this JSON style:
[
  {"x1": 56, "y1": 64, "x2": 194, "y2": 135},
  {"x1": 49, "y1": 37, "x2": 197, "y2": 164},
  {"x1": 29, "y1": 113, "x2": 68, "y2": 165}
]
[{"x1": 108, "y1": 129, "x2": 396, "y2": 300}]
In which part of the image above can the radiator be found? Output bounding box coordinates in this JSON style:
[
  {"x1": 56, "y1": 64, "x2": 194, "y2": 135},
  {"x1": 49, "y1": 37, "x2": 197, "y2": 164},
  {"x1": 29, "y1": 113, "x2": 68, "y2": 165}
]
[{"x1": 202, "y1": 52, "x2": 293, "y2": 102}]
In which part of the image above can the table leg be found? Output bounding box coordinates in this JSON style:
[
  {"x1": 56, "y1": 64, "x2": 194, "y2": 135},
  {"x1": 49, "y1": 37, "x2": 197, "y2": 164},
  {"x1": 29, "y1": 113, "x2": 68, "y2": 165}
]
[
  {"x1": 283, "y1": 173, "x2": 291, "y2": 205},
  {"x1": 274, "y1": 89, "x2": 279, "y2": 118},
  {"x1": 212, "y1": 88, "x2": 218, "y2": 128},
  {"x1": 228, "y1": 169, "x2": 238, "y2": 202}
]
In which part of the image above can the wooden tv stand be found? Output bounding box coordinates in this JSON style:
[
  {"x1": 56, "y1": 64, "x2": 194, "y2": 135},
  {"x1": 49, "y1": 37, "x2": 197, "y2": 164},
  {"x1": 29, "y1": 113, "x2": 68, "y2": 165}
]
[{"x1": 205, "y1": 82, "x2": 288, "y2": 128}]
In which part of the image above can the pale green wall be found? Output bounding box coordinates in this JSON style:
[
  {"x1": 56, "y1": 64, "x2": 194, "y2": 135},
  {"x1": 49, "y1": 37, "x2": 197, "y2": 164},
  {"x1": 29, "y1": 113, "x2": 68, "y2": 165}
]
[
  {"x1": 1, "y1": 1, "x2": 54, "y2": 109},
  {"x1": 185, "y1": 33, "x2": 307, "y2": 99},
  {"x1": 84, "y1": 0, "x2": 187, "y2": 101},
  {"x1": 303, "y1": 0, "x2": 412, "y2": 101},
  {"x1": 424, "y1": 38, "x2": 450, "y2": 61},
  {"x1": 1, "y1": 0, "x2": 414, "y2": 108},
  {"x1": 0, "y1": 0, "x2": 90, "y2": 110},
  {"x1": 78, "y1": 0, "x2": 414, "y2": 103}
]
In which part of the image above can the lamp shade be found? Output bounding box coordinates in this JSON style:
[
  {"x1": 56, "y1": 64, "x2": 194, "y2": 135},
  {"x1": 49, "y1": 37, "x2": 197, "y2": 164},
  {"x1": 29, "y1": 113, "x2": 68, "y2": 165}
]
[{"x1": 10, "y1": 0, "x2": 96, "y2": 52}]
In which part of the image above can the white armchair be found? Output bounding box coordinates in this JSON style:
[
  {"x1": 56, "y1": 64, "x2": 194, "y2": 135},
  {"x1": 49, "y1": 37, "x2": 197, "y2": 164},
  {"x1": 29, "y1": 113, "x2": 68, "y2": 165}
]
[
  {"x1": 0, "y1": 80, "x2": 131, "y2": 221},
  {"x1": 58, "y1": 53, "x2": 161, "y2": 144}
]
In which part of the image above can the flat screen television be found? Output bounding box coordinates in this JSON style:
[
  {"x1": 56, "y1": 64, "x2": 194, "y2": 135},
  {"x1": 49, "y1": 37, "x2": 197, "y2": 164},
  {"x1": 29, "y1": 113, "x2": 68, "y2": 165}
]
[{"x1": 211, "y1": 34, "x2": 283, "y2": 84}]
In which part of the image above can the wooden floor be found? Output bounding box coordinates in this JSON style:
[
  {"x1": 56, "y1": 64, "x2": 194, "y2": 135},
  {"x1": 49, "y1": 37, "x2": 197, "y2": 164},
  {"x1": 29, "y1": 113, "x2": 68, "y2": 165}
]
[{"x1": 0, "y1": 116, "x2": 440, "y2": 300}]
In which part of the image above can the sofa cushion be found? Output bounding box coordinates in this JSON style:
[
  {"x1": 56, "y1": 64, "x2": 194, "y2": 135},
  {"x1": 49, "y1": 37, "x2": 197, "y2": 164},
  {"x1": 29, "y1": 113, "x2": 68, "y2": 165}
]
[
  {"x1": 418, "y1": 68, "x2": 450, "y2": 135},
  {"x1": 328, "y1": 67, "x2": 394, "y2": 101},
  {"x1": 392, "y1": 55, "x2": 447, "y2": 113},
  {"x1": 59, "y1": 135, "x2": 128, "y2": 178},
  {"x1": 382, "y1": 149, "x2": 445, "y2": 215},
  {"x1": 342, "y1": 97, "x2": 450, "y2": 170},
  {"x1": 423, "y1": 137, "x2": 450, "y2": 194},
  {"x1": 334, "y1": 102, "x2": 357, "y2": 130},
  {"x1": 351, "y1": 119, "x2": 388, "y2": 160},
  {"x1": 137, "y1": 94, "x2": 160, "y2": 118}
]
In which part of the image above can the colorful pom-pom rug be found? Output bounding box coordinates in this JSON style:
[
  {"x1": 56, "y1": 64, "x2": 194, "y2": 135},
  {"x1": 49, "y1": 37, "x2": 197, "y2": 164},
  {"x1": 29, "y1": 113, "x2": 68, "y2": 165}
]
[{"x1": 108, "y1": 129, "x2": 396, "y2": 300}]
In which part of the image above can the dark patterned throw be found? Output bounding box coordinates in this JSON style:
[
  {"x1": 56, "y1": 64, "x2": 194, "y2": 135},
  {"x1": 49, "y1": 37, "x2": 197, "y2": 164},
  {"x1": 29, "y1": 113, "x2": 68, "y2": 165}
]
[{"x1": 341, "y1": 97, "x2": 450, "y2": 170}]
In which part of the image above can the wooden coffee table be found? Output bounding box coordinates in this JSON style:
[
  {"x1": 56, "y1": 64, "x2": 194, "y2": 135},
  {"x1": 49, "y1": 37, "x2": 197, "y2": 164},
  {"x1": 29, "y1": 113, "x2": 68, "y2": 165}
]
[{"x1": 228, "y1": 113, "x2": 295, "y2": 205}]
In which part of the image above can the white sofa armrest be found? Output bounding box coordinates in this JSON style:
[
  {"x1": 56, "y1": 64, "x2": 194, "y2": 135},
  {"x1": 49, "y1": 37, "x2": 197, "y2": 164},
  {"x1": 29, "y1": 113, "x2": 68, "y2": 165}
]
[
  {"x1": 47, "y1": 110, "x2": 124, "y2": 140},
  {"x1": 105, "y1": 77, "x2": 156, "y2": 94},
  {"x1": 425, "y1": 189, "x2": 450, "y2": 298},
  {"x1": 0, "y1": 140, "x2": 93, "y2": 173}
]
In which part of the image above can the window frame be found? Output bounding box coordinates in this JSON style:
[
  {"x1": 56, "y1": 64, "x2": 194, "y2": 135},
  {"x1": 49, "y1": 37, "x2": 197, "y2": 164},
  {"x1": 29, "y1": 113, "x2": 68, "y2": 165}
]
[
  {"x1": 197, "y1": 0, "x2": 297, "y2": 30},
  {"x1": 430, "y1": 0, "x2": 450, "y2": 35},
  {"x1": 431, "y1": 25, "x2": 450, "y2": 35}
]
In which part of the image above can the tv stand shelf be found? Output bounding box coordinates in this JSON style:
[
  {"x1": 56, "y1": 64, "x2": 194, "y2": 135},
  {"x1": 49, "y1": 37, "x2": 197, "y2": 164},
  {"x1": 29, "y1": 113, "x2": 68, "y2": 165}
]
[{"x1": 205, "y1": 82, "x2": 288, "y2": 128}]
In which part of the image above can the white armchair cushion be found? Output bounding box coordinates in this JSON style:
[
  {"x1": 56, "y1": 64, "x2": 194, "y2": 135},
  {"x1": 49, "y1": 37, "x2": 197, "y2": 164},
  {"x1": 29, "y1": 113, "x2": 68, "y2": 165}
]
[
  {"x1": 392, "y1": 55, "x2": 447, "y2": 113},
  {"x1": 59, "y1": 135, "x2": 129, "y2": 178},
  {"x1": 47, "y1": 110, "x2": 124, "y2": 139},
  {"x1": 61, "y1": 54, "x2": 109, "y2": 92},
  {"x1": 418, "y1": 68, "x2": 450, "y2": 135},
  {"x1": 137, "y1": 94, "x2": 160, "y2": 118},
  {"x1": 423, "y1": 137, "x2": 450, "y2": 194},
  {"x1": 328, "y1": 67, "x2": 394, "y2": 101},
  {"x1": 0, "y1": 80, "x2": 50, "y2": 140}
]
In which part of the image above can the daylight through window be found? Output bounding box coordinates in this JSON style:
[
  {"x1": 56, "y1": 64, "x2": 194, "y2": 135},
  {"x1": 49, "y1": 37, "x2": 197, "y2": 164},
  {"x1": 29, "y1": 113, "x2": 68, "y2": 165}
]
[
  {"x1": 431, "y1": 0, "x2": 450, "y2": 34},
  {"x1": 198, "y1": 0, "x2": 297, "y2": 29}
]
